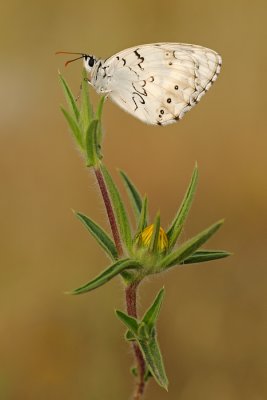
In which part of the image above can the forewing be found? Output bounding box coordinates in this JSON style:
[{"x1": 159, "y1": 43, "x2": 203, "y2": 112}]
[{"x1": 104, "y1": 43, "x2": 222, "y2": 125}]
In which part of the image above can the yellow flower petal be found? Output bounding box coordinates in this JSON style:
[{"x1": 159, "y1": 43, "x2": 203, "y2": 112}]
[{"x1": 139, "y1": 224, "x2": 168, "y2": 252}]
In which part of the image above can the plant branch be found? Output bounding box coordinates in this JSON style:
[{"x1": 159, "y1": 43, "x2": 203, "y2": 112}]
[
  {"x1": 126, "y1": 282, "x2": 146, "y2": 400},
  {"x1": 94, "y1": 166, "x2": 124, "y2": 257}
]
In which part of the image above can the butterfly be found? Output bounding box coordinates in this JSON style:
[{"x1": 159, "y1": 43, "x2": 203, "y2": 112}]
[{"x1": 57, "y1": 43, "x2": 222, "y2": 126}]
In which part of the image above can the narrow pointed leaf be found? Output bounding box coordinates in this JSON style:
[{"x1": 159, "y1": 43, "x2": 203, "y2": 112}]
[
  {"x1": 80, "y1": 68, "x2": 94, "y2": 133},
  {"x1": 68, "y1": 259, "x2": 141, "y2": 295},
  {"x1": 116, "y1": 311, "x2": 168, "y2": 389},
  {"x1": 59, "y1": 73, "x2": 79, "y2": 121},
  {"x1": 119, "y1": 170, "x2": 142, "y2": 219},
  {"x1": 149, "y1": 213, "x2": 161, "y2": 253},
  {"x1": 95, "y1": 95, "x2": 106, "y2": 148},
  {"x1": 167, "y1": 164, "x2": 198, "y2": 249},
  {"x1": 138, "y1": 337, "x2": 168, "y2": 390},
  {"x1": 85, "y1": 119, "x2": 99, "y2": 167},
  {"x1": 115, "y1": 310, "x2": 139, "y2": 335},
  {"x1": 183, "y1": 249, "x2": 231, "y2": 264},
  {"x1": 142, "y1": 288, "x2": 165, "y2": 333},
  {"x1": 137, "y1": 196, "x2": 148, "y2": 234},
  {"x1": 161, "y1": 220, "x2": 224, "y2": 269},
  {"x1": 75, "y1": 212, "x2": 118, "y2": 260},
  {"x1": 61, "y1": 107, "x2": 83, "y2": 149},
  {"x1": 101, "y1": 165, "x2": 132, "y2": 250}
]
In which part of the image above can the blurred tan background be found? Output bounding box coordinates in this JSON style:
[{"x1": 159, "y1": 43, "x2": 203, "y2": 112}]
[{"x1": 1, "y1": 0, "x2": 266, "y2": 399}]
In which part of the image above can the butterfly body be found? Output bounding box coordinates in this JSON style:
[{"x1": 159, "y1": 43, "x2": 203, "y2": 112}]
[{"x1": 84, "y1": 43, "x2": 222, "y2": 125}]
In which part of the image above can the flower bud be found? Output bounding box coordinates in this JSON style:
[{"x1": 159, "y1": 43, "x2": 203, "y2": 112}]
[{"x1": 138, "y1": 224, "x2": 168, "y2": 253}]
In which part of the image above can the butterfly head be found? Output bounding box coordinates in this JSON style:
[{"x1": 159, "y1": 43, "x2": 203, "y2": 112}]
[
  {"x1": 83, "y1": 54, "x2": 97, "y2": 73},
  {"x1": 56, "y1": 51, "x2": 97, "y2": 73}
]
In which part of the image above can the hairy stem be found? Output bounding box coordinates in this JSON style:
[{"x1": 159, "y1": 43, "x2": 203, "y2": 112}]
[
  {"x1": 94, "y1": 167, "x2": 123, "y2": 257},
  {"x1": 126, "y1": 282, "x2": 146, "y2": 400}
]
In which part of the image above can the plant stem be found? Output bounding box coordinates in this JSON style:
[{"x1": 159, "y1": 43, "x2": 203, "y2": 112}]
[
  {"x1": 94, "y1": 166, "x2": 123, "y2": 257},
  {"x1": 126, "y1": 282, "x2": 146, "y2": 400},
  {"x1": 94, "y1": 165, "x2": 146, "y2": 398}
]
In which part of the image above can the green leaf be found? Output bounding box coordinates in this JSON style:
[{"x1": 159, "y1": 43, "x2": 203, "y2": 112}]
[
  {"x1": 60, "y1": 107, "x2": 83, "y2": 149},
  {"x1": 119, "y1": 170, "x2": 143, "y2": 220},
  {"x1": 115, "y1": 310, "x2": 139, "y2": 335},
  {"x1": 138, "y1": 322, "x2": 150, "y2": 340},
  {"x1": 100, "y1": 165, "x2": 132, "y2": 250},
  {"x1": 131, "y1": 367, "x2": 138, "y2": 377},
  {"x1": 138, "y1": 336, "x2": 168, "y2": 390},
  {"x1": 117, "y1": 288, "x2": 168, "y2": 390},
  {"x1": 125, "y1": 288, "x2": 164, "y2": 341},
  {"x1": 183, "y1": 249, "x2": 231, "y2": 264},
  {"x1": 144, "y1": 369, "x2": 153, "y2": 382},
  {"x1": 95, "y1": 95, "x2": 106, "y2": 149},
  {"x1": 68, "y1": 259, "x2": 141, "y2": 295},
  {"x1": 149, "y1": 213, "x2": 161, "y2": 253},
  {"x1": 125, "y1": 330, "x2": 136, "y2": 341},
  {"x1": 75, "y1": 211, "x2": 118, "y2": 260},
  {"x1": 142, "y1": 288, "x2": 165, "y2": 334},
  {"x1": 80, "y1": 68, "x2": 94, "y2": 134},
  {"x1": 116, "y1": 310, "x2": 168, "y2": 390},
  {"x1": 160, "y1": 220, "x2": 224, "y2": 269},
  {"x1": 136, "y1": 196, "x2": 148, "y2": 234},
  {"x1": 85, "y1": 119, "x2": 99, "y2": 167},
  {"x1": 167, "y1": 164, "x2": 198, "y2": 249},
  {"x1": 59, "y1": 73, "x2": 79, "y2": 121}
]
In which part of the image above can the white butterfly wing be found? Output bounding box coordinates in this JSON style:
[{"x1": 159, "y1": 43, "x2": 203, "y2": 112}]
[{"x1": 98, "y1": 43, "x2": 222, "y2": 125}]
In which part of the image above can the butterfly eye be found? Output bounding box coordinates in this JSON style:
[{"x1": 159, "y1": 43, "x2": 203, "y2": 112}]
[{"x1": 88, "y1": 57, "x2": 95, "y2": 67}]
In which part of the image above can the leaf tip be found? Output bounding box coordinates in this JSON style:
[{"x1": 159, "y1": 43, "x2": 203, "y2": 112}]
[{"x1": 64, "y1": 290, "x2": 73, "y2": 295}]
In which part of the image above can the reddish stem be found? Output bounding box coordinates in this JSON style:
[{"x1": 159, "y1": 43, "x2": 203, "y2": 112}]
[
  {"x1": 126, "y1": 282, "x2": 146, "y2": 400},
  {"x1": 94, "y1": 167, "x2": 123, "y2": 257},
  {"x1": 94, "y1": 165, "x2": 145, "y2": 398}
]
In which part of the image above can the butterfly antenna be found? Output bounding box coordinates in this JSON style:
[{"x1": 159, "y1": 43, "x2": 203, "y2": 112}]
[{"x1": 55, "y1": 51, "x2": 87, "y2": 67}]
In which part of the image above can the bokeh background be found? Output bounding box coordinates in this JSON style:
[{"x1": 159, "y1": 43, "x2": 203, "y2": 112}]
[{"x1": 1, "y1": 0, "x2": 266, "y2": 399}]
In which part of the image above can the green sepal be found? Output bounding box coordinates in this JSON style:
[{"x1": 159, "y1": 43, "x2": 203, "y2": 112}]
[
  {"x1": 58, "y1": 73, "x2": 79, "y2": 121},
  {"x1": 183, "y1": 249, "x2": 231, "y2": 264},
  {"x1": 67, "y1": 259, "x2": 141, "y2": 295},
  {"x1": 60, "y1": 107, "x2": 83, "y2": 150},
  {"x1": 149, "y1": 213, "x2": 161, "y2": 253},
  {"x1": 119, "y1": 170, "x2": 143, "y2": 220},
  {"x1": 85, "y1": 119, "x2": 99, "y2": 167},
  {"x1": 100, "y1": 165, "x2": 132, "y2": 251},
  {"x1": 80, "y1": 68, "x2": 94, "y2": 134},
  {"x1": 160, "y1": 220, "x2": 224, "y2": 269},
  {"x1": 167, "y1": 164, "x2": 198, "y2": 249},
  {"x1": 142, "y1": 287, "x2": 165, "y2": 334},
  {"x1": 136, "y1": 196, "x2": 148, "y2": 235},
  {"x1": 75, "y1": 211, "x2": 118, "y2": 260}
]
